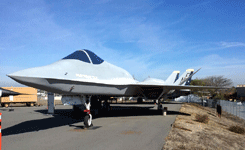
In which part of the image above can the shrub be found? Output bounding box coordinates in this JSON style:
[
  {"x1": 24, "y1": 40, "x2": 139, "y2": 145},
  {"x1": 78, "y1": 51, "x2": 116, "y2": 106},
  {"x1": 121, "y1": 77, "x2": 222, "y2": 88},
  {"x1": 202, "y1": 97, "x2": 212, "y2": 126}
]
[
  {"x1": 195, "y1": 114, "x2": 209, "y2": 124},
  {"x1": 228, "y1": 125, "x2": 245, "y2": 134}
]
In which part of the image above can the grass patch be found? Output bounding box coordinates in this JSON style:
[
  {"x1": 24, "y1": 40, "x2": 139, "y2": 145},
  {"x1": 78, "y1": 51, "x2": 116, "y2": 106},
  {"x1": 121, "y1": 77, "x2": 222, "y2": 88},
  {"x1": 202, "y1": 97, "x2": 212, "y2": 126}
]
[
  {"x1": 228, "y1": 125, "x2": 245, "y2": 134},
  {"x1": 195, "y1": 114, "x2": 209, "y2": 124}
]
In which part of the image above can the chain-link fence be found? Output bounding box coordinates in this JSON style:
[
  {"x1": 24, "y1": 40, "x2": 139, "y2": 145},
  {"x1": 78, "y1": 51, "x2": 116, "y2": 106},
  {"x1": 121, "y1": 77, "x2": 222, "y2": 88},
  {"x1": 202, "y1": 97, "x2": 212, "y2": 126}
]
[
  {"x1": 174, "y1": 95, "x2": 245, "y2": 120},
  {"x1": 219, "y1": 100, "x2": 245, "y2": 120}
]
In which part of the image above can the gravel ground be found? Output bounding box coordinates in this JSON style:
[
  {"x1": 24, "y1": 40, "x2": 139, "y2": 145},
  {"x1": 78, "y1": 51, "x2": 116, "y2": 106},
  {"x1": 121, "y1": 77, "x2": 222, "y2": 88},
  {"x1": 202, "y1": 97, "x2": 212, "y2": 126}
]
[{"x1": 163, "y1": 103, "x2": 245, "y2": 150}]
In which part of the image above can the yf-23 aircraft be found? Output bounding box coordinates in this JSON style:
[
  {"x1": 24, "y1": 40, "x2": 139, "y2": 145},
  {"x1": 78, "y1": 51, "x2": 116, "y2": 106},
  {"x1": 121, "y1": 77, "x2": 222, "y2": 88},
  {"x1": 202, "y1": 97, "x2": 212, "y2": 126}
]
[{"x1": 8, "y1": 49, "x2": 216, "y2": 127}]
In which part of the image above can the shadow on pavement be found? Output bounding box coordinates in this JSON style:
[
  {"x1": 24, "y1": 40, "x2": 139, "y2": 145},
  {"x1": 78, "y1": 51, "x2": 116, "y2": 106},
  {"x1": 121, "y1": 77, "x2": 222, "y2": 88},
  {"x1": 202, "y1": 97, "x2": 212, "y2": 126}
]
[
  {"x1": 2, "y1": 109, "x2": 83, "y2": 137},
  {"x1": 166, "y1": 111, "x2": 191, "y2": 116},
  {"x1": 69, "y1": 124, "x2": 102, "y2": 130},
  {"x1": 100, "y1": 106, "x2": 158, "y2": 117},
  {"x1": 162, "y1": 102, "x2": 184, "y2": 104},
  {"x1": 97, "y1": 105, "x2": 190, "y2": 117},
  {"x1": 2, "y1": 103, "x2": 185, "y2": 136},
  {"x1": 108, "y1": 101, "x2": 183, "y2": 105}
]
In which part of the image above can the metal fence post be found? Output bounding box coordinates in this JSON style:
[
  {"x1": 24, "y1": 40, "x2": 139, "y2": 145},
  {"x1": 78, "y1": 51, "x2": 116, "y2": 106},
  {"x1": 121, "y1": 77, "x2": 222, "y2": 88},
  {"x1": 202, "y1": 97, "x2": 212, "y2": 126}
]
[
  {"x1": 226, "y1": 101, "x2": 227, "y2": 112},
  {"x1": 226, "y1": 101, "x2": 228, "y2": 112},
  {"x1": 236, "y1": 104, "x2": 237, "y2": 117},
  {"x1": 242, "y1": 104, "x2": 244, "y2": 119},
  {"x1": 227, "y1": 101, "x2": 228, "y2": 112},
  {"x1": 239, "y1": 104, "x2": 240, "y2": 118},
  {"x1": 230, "y1": 101, "x2": 231, "y2": 115},
  {"x1": 227, "y1": 101, "x2": 228, "y2": 113},
  {"x1": 230, "y1": 101, "x2": 232, "y2": 115},
  {"x1": 224, "y1": 101, "x2": 226, "y2": 111}
]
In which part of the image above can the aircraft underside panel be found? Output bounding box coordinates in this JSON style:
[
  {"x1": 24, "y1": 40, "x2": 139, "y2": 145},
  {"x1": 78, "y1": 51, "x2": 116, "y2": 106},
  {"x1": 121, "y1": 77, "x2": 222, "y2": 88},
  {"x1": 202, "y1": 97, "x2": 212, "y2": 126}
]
[
  {"x1": 9, "y1": 76, "x2": 134, "y2": 96},
  {"x1": 61, "y1": 95, "x2": 85, "y2": 105}
]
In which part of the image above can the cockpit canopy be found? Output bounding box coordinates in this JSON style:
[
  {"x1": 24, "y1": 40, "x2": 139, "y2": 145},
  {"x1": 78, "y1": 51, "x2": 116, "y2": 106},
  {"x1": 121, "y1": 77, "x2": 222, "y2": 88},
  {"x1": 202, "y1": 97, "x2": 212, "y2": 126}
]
[{"x1": 63, "y1": 49, "x2": 104, "y2": 64}]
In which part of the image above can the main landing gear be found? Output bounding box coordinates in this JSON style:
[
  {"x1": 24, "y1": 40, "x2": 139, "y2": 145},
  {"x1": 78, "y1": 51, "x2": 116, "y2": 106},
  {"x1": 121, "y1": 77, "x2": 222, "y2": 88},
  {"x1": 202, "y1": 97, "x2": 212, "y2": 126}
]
[
  {"x1": 137, "y1": 97, "x2": 143, "y2": 104},
  {"x1": 157, "y1": 103, "x2": 163, "y2": 115}
]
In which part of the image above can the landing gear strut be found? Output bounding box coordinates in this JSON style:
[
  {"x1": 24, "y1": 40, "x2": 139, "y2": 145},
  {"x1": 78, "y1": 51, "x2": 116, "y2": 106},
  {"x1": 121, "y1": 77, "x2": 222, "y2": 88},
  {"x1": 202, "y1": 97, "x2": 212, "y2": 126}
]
[
  {"x1": 137, "y1": 97, "x2": 143, "y2": 104},
  {"x1": 157, "y1": 103, "x2": 163, "y2": 115},
  {"x1": 102, "y1": 100, "x2": 111, "y2": 116},
  {"x1": 84, "y1": 96, "x2": 93, "y2": 128}
]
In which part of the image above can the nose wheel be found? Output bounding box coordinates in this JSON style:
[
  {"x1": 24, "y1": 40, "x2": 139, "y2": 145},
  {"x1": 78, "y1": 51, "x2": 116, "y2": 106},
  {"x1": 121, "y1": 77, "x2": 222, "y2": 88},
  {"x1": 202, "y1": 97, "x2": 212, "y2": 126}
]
[{"x1": 84, "y1": 114, "x2": 93, "y2": 128}]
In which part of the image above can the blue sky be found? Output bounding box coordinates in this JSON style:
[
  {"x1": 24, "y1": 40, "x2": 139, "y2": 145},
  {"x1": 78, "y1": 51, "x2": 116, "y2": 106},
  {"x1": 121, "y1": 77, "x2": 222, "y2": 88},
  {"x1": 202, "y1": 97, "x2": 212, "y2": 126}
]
[{"x1": 0, "y1": 0, "x2": 245, "y2": 87}]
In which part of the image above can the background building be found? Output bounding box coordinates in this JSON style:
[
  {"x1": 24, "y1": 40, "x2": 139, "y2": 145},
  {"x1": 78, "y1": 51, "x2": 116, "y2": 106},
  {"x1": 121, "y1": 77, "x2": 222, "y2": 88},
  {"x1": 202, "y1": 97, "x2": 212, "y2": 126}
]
[{"x1": 236, "y1": 85, "x2": 245, "y2": 101}]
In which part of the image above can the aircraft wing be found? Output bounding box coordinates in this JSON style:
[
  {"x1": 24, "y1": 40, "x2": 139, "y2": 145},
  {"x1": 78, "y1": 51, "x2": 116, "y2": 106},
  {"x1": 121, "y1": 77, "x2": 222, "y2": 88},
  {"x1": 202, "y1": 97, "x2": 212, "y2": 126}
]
[
  {"x1": 130, "y1": 83, "x2": 221, "y2": 90},
  {"x1": 126, "y1": 83, "x2": 223, "y2": 100}
]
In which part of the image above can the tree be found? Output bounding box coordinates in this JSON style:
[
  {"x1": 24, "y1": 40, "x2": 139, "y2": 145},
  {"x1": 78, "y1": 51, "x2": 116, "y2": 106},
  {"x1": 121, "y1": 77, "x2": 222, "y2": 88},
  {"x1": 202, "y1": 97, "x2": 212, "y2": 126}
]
[
  {"x1": 190, "y1": 78, "x2": 206, "y2": 86},
  {"x1": 203, "y1": 76, "x2": 233, "y2": 87},
  {"x1": 190, "y1": 76, "x2": 233, "y2": 99},
  {"x1": 190, "y1": 78, "x2": 207, "y2": 97},
  {"x1": 204, "y1": 76, "x2": 233, "y2": 99}
]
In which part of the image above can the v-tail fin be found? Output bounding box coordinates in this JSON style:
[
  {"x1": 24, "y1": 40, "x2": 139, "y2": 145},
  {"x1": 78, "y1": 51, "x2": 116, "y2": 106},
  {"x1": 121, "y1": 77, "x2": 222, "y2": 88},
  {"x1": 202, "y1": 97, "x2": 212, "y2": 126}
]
[
  {"x1": 165, "y1": 71, "x2": 180, "y2": 84},
  {"x1": 174, "y1": 69, "x2": 195, "y2": 85}
]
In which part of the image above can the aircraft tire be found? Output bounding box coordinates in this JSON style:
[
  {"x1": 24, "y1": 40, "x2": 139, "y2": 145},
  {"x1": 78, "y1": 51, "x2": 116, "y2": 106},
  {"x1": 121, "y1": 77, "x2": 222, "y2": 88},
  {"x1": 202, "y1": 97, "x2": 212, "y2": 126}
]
[{"x1": 84, "y1": 115, "x2": 92, "y2": 128}]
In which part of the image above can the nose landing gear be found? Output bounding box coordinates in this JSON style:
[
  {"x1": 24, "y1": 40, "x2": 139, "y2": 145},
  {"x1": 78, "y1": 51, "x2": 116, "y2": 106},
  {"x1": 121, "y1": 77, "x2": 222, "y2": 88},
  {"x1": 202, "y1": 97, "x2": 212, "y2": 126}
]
[
  {"x1": 84, "y1": 112, "x2": 93, "y2": 128},
  {"x1": 84, "y1": 98, "x2": 93, "y2": 128}
]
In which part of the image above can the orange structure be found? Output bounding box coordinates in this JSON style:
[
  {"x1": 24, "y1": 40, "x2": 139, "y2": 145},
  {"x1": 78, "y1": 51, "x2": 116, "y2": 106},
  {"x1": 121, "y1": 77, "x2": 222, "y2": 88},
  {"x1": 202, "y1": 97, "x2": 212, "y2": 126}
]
[{"x1": 0, "y1": 87, "x2": 37, "y2": 107}]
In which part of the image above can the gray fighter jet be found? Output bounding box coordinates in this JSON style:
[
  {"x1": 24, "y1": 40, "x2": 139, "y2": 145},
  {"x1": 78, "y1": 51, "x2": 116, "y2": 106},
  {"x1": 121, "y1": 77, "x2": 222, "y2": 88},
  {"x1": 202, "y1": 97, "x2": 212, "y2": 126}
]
[{"x1": 8, "y1": 49, "x2": 217, "y2": 127}]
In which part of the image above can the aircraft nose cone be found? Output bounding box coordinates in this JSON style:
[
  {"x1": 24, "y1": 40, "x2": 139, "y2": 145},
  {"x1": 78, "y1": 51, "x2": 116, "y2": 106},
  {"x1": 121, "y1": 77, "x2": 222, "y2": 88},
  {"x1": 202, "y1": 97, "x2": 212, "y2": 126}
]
[
  {"x1": 7, "y1": 73, "x2": 33, "y2": 86},
  {"x1": 7, "y1": 67, "x2": 44, "y2": 87},
  {"x1": 7, "y1": 70, "x2": 50, "y2": 90},
  {"x1": 7, "y1": 70, "x2": 30, "y2": 84},
  {"x1": 7, "y1": 67, "x2": 39, "y2": 78}
]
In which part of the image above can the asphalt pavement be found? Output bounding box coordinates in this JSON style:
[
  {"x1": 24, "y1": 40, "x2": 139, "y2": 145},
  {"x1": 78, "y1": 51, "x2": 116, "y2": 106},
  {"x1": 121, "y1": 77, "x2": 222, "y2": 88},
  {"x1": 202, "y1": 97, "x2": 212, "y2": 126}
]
[{"x1": 1, "y1": 102, "x2": 184, "y2": 150}]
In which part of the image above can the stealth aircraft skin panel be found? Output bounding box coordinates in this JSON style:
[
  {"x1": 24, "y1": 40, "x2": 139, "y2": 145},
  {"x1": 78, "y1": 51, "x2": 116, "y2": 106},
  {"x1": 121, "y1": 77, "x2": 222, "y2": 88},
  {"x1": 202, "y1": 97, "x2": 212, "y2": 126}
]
[
  {"x1": 142, "y1": 70, "x2": 180, "y2": 85},
  {"x1": 8, "y1": 49, "x2": 219, "y2": 127},
  {"x1": 8, "y1": 50, "x2": 136, "y2": 96}
]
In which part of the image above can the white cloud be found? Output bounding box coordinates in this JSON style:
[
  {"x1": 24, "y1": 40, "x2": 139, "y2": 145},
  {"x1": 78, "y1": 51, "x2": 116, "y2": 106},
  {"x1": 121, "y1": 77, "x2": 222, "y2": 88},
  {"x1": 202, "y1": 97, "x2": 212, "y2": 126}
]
[
  {"x1": 117, "y1": 18, "x2": 181, "y2": 53},
  {"x1": 200, "y1": 54, "x2": 245, "y2": 66},
  {"x1": 220, "y1": 42, "x2": 245, "y2": 48}
]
